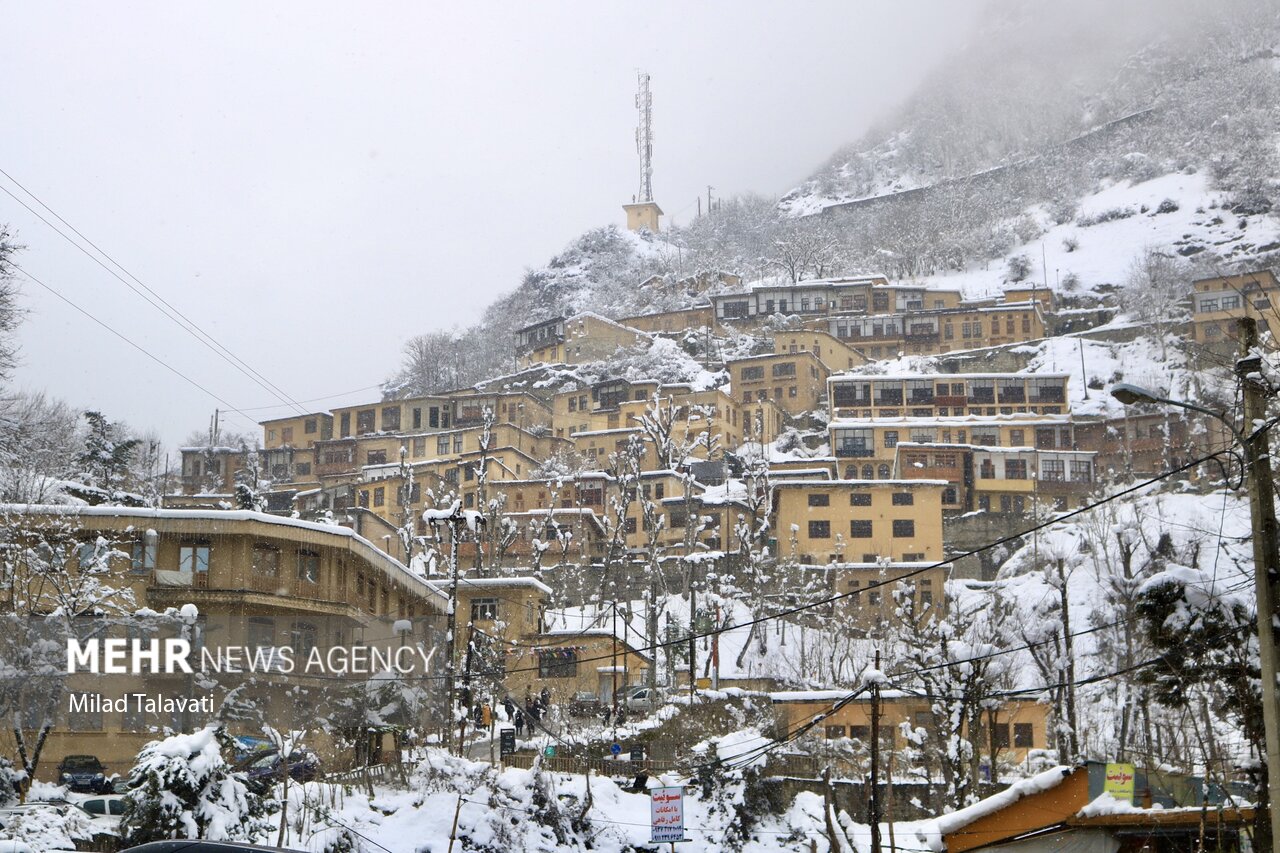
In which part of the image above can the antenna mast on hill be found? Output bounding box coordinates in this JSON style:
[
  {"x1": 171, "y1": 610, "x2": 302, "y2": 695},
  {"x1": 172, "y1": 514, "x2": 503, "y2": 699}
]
[{"x1": 635, "y1": 71, "x2": 654, "y2": 203}]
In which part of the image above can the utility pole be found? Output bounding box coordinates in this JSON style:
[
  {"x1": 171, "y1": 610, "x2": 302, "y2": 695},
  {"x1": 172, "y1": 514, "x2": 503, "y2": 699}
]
[
  {"x1": 688, "y1": 568, "x2": 697, "y2": 706},
  {"x1": 426, "y1": 504, "x2": 483, "y2": 755},
  {"x1": 1238, "y1": 316, "x2": 1280, "y2": 852},
  {"x1": 711, "y1": 602, "x2": 720, "y2": 691},
  {"x1": 707, "y1": 185, "x2": 714, "y2": 217},
  {"x1": 459, "y1": 623, "x2": 477, "y2": 754},
  {"x1": 1057, "y1": 556, "x2": 1080, "y2": 761},
  {"x1": 869, "y1": 649, "x2": 883, "y2": 853},
  {"x1": 611, "y1": 600, "x2": 619, "y2": 730}
]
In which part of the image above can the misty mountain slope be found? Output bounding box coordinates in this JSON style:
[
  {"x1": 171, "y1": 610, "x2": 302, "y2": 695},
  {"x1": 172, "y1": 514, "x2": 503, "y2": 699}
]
[
  {"x1": 779, "y1": 0, "x2": 1280, "y2": 217},
  {"x1": 386, "y1": 1, "x2": 1280, "y2": 395}
]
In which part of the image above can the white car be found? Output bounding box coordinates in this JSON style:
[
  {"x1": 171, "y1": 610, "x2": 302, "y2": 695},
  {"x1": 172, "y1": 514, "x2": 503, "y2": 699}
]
[
  {"x1": 625, "y1": 687, "x2": 661, "y2": 713},
  {"x1": 74, "y1": 794, "x2": 125, "y2": 831}
]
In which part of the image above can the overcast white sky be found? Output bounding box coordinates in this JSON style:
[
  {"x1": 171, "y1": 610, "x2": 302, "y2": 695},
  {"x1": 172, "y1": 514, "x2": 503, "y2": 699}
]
[{"x1": 1, "y1": 2, "x2": 981, "y2": 449}]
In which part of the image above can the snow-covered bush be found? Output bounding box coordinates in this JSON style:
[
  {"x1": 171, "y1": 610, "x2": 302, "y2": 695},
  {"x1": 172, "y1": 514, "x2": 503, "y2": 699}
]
[
  {"x1": 119, "y1": 724, "x2": 273, "y2": 844},
  {"x1": 0, "y1": 803, "x2": 95, "y2": 852}
]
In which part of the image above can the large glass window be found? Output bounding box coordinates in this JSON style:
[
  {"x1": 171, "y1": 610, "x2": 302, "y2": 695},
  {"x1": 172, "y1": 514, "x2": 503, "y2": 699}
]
[{"x1": 179, "y1": 544, "x2": 210, "y2": 573}]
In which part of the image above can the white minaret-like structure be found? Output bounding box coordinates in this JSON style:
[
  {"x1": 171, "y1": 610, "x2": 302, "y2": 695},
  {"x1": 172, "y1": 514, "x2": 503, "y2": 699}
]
[{"x1": 623, "y1": 71, "x2": 663, "y2": 232}]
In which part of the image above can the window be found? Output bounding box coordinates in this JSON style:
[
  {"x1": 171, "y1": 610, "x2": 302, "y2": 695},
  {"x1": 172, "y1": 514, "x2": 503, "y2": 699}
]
[
  {"x1": 471, "y1": 598, "x2": 498, "y2": 620},
  {"x1": 1006, "y1": 459, "x2": 1028, "y2": 480},
  {"x1": 772, "y1": 362, "x2": 796, "y2": 379},
  {"x1": 412, "y1": 437, "x2": 426, "y2": 456},
  {"x1": 824, "y1": 726, "x2": 847, "y2": 739},
  {"x1": 850, "y1": 493, "x2": 871, "y2": 506},
  {"x1": 252, "y1": 545, "x2": 279, "y2": 577},
  {"x1": 248, "y1": 617, "x2": 276, "y2": 651},
  {"x1": 1014, "y1": 723, "x2": 1034, "y2": 748},
  {"x1": 1221, "y1": 295, "x2": 1241, "y2": 309},
  {"x1": 381, "y1": 406, "x2": 400, "y2": 431},
  {"x1": 131, "y1": 539, "x2": 156, "y2": 574},
  {"x1": 281, "y1": 426, "x2": 294, "y2": 443},
  {"x1": 624, "y1": 517, "x2": 637, "y2": 534},
  {"x1": 123, "y1": 699, "x2": 147, "y2": 732},
  {"x1": 808, "y1": 493, "x2": 830, "y2": 507},
  {"x1": 741, "y1": 366, "x2": 765, "y2": 381},
  {"x1": 358, "y1": 489, "x2": 370, "y2": 508},
  {"x1": 179, "y1": 544, "x2": 210, "y2": 574},
  {"x1": 808, "y1": 520, "x2": 831, "y2": 539},
  {"x1": 891, "y1": 492, "x2": 914, "y2": 506},
  {"x1": 297, "y1": 550, "x2": 320, "y2": 583},
  {"x1": 1042, "y1": 459, "x2": 1065, "y2": 481},
  {"x1": 374, "y1": 487, "x2": 386, "y2": 507},
  {"x1": 453, "y1": 435, "x2": 464, "y2": 453},
  {"x1": 437, "y1": 436, "x2": 450, "y2": 454},
  {"x1": 356, "y1": 409, "x2": 376, "y2": 433},
  {"x1": 992, "y1": 723, "x2": 1011, "y2": 749},
  {"x1": 883, "y1": 431, "x2": 898, "y2": 448},
  {"x1": 290, "y1": 622, "x2": 318, "y2": 657},
  {"x1": 296, "y1": 462, "x2": 311, "y2": 476},
  {"x1": 367, "y1": 449, "x2": 387, "y2": 465},
  {"x1": 850, "y1": 520, "x2": 873, "y2": 538},
  {"x1": 568, "y1": 396, "x2": 577, "y2": 412},
  {"x1": 538, "y1": 649, "x2": 578, "y2": 678},
  {"x1": 892, "y1": 519, "x2": 915, "y2": 538},
  {"x1": 67, "y1": 692, "x2": 103, "y2": 731}
]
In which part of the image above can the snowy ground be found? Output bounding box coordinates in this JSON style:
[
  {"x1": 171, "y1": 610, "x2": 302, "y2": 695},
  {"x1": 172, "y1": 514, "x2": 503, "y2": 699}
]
[{"x1": 906, "y1": 172, "x2": 1279, "y2": 299}]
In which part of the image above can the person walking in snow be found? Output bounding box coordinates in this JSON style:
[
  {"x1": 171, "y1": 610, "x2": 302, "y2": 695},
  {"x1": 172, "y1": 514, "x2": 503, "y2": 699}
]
[{"x1": 514, "y1": 709, "x2": 525, "y2": 736}]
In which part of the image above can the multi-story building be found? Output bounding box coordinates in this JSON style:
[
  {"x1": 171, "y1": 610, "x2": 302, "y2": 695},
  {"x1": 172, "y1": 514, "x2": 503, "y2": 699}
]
[
  {"x1": 515, "y1": 313, "x2": 651, "y2": 368},
  {"x1": 825, "y1": 300, "x2": 1046, "y2": 359},
  {"x1": 772, "y1": 329, "x2": 871, "y2": 372},
  {"x1": 893, "y1": 441, "x2": 1096, "y2": 513},
  {"x1": 1189, "y1": 269, "x2": 1280, "y2": 346},
  {"x1": 331, "y1": 395, "x2": 455, "y2": 439},
  {"x1": 618, "y1": 305, "x2": 717, "y2": 335},
  {"x1": 728, "y1": 351, "x2": 829, "y2": 416},
  {"x1": 261, "y1": 413, "x2": 333, "y2": 450},
  {"x1": 3, "y1": 505, "x2": 446, "y2": 780},
  {"x1": 712, "y1": 276, "x2": 964, "y2": 324},
  {"x1": 177, "y1": 445, "x2": 253, "y2": 496},
  {"x1": 771, "y1": 691, "x2": 1049, "y2": 765},
  {"x1": 258, "y1": 413, "x2": 332, "y2": 488},
  {"x1": 828, "y1": 373, "x2": 1070, "y2": 421},
  {"x1": 770, "y1": 479, "x2": 945, "y2": 565}
]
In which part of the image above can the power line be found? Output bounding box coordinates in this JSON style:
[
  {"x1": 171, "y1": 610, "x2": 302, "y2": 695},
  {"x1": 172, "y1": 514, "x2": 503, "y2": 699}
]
[
  {"x1": 10, "y1": 261, "x2": 254, "y2": 420},
  {"x1": 0, "y1": 169, "x2": 309, "y2": 417}
]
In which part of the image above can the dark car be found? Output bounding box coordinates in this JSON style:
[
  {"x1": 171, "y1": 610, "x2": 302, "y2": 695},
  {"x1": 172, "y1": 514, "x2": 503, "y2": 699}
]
[
  {"x1": 57, "y1": 754, "x2": 113, "y2": 793},
  {"x1": 237, "y1": 749, "x2": 320, "y2": 791},
  {"x1": 568, "y1": 691, "x2": 602, "y2": 717}
]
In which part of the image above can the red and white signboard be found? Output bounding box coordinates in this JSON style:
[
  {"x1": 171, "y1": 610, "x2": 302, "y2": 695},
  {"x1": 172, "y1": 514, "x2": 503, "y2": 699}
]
[{"x1": 650, "y1": 785, "x2": 685, "y2": 843}]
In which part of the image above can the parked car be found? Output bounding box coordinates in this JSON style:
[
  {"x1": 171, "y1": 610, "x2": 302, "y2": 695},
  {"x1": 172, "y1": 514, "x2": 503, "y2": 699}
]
[
  {"x1": 568, "y1": 691, "x2": 603, "y2": 717},
  {"x1": 625, "y1": 687, "x2": 661, "y2": 714},
  {"x1": 237, "y1": 749, "x2": 320, "y2": 791},
  {"x1": 57, "y1": 755, "x2": 113, "y2": 793},
  {"x1": 75, "y1": 794, "x2": 126, "y2": 831}
]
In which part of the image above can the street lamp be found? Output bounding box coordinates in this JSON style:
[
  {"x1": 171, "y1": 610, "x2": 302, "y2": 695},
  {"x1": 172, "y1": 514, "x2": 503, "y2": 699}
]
[{"x1": 1111, "y1": 368, "x2": 1280, "y2": 846}]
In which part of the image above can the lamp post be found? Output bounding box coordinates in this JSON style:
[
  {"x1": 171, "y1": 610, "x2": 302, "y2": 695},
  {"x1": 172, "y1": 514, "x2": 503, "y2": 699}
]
[{"x1": 1110, "y1": 327, "x2": 1280, "y2": 850}]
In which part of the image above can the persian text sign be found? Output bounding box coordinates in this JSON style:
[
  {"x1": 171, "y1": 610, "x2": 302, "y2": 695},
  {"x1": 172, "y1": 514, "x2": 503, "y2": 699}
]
[
  {"x1": 1104, "y1": 763, "x2": 1136, "y2": 801},
  {"x1": 650, "y1": 786, "x2": 685, "y2": 843}
]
